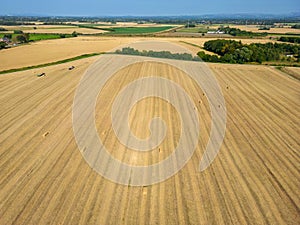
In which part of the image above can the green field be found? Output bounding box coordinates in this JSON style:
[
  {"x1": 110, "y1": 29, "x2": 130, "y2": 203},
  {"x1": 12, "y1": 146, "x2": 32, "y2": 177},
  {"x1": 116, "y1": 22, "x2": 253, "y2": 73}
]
[
  {"x1": 268, "y1": 33, "x2": 300, "y2": 37},
  {"x1": 104, "y1": 26, "x2": 175, "y2": 34},
  {"x1": 29, "y1": 33, "x2": 73, "y2": 41},
  {"x1": 0, "y1": 33, "x2": 73, "y2": 41}
]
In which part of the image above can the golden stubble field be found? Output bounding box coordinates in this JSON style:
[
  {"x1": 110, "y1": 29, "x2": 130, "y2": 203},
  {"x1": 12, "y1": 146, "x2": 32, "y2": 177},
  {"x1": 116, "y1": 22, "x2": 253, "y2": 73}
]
[
  {"x1": 1, "y1": 25, "x2": 108, "y2": 34},
  {"x1": 0, "y1": 40, "x2": 299, "y2": 225},
  {"x1": 25, "y1": 28, "x2": 108, "y2": 34}
]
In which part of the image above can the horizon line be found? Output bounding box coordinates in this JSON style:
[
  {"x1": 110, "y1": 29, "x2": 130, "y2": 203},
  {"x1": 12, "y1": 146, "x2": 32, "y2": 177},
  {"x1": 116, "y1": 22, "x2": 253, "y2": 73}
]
[{"x1": 1, "y1": 12, "x2": 299, "y2": 18}]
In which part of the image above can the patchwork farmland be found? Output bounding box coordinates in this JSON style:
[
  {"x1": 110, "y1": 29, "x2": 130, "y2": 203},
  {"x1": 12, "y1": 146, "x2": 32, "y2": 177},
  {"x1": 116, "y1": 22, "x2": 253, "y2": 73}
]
[{"x1": 0, "y1": 39, "x2": 299, "y2": 225}]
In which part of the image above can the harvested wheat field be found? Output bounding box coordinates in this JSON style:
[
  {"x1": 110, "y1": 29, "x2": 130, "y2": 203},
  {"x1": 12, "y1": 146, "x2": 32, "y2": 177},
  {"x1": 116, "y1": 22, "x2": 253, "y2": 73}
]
[
  {"x1": 0, "y1": 25, "x2": 106, "y2": 35},
  {"x1": 25, "y1": 28, "x2": 108, "y2": 34},
  {"x1": 113, "y1": 40, "x2": 195, "y2": 54},
  {"x1": 0, "y1": 36, "x2": 278, "y2": 72},
  {"x1": 0, "y1": 40, "x2": 299, "y2": 225},
  {"x1": 1, "y1": 24, "x2": 105, "y2": 34},
  {"x1": 1, "y1": 25, "x2": 76, "y2": 31},
  {"x1": 0, "y1": 37, "x2": 134, "y2": 71},
  {"x1": 280, "y1": 66, "x2": 300, "y2": 80}
]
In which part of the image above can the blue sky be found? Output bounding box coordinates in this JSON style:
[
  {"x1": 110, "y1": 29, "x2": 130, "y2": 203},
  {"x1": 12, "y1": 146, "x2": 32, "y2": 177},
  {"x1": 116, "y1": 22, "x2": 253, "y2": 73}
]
[{"x1": 1, "y1": 0, "x2": 299, "y2": 16}]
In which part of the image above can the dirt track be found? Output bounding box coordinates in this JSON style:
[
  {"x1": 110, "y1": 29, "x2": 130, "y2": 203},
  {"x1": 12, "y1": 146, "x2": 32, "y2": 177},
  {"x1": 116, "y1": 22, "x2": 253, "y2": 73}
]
[{"x1": 0, "y1": 42, "x2": 299, "y2": 224}]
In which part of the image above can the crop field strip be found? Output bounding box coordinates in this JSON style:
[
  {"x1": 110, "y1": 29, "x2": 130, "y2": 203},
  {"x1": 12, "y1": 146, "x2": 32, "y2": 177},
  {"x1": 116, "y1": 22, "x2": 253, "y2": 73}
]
[
  {"x1": 0, "y1": 36, "x2": 279, "y2": 72},
  {"x1": 0, "y1": 46, "x2": 299, "y2": 225},
  {"x1": 0, "y1": 25, "x2": 175, "y2": 35},
  {"x1": 230, "y1": 25, "x2": 300, "y2": 34},
  {"x1": 101, "y1": 26, "x2": 175, "y2": 34}
]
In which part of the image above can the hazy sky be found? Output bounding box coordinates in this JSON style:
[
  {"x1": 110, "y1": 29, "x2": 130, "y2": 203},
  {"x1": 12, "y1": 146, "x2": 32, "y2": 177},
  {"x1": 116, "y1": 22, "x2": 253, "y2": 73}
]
[{"x1": 1, "y1": 0, "x2": 299, "y2": 16}]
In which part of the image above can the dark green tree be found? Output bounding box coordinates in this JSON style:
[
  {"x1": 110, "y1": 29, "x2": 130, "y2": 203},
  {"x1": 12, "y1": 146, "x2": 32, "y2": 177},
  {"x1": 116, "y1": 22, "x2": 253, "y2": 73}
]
[
  {"x1": 14, "y1": 30, "x2": 23, "y2": 34},
  {"x1": 0, "y1": 41, "x2": 7, "y2": 49},
  {"x1": 15, "y1": 34, "x2": 29, "y2": 43}
]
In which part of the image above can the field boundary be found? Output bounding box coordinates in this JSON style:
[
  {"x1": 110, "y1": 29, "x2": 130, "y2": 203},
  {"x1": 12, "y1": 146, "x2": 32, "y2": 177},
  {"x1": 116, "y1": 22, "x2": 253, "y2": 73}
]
[
  {"x1": 275, "y1": 66, "x2": 300, "y2": 81},
  {"x1": 0, "y1": 53, "x2": 103, "y2": 75}
]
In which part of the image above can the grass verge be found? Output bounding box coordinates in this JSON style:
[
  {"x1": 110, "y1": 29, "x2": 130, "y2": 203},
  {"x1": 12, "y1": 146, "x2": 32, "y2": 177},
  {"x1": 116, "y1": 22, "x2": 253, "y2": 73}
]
[
  {"x1": 179, "y1": 41, "x2": 203, "y2": 49},
  {"x1": 0, "y1": 53, "x2": 103, "y2": 75}
]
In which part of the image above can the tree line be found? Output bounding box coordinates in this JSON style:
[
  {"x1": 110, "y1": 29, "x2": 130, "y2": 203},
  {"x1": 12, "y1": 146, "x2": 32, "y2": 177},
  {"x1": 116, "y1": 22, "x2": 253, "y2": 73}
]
[
  {"x1": 279, "y1": 36, "x2": 300, "y2": 44},
  {"x1": 218, "y1": 26, "x2": 268, "y2": 37},
  {"x1": 114, "y1": 47, "x2": 201, "y2": 61},
  {"x1": 198, "y1": 39, "x2": 300, "y2": 64},
  {"x1": 0, "y1": 21, "x2": 35, "y2": 26},
  {"x1": 291, "y1": 24, "x2": 300, "y2": 29},
  {"x1": 0, "y1": 30, "x2": 78, "y2": 48}
]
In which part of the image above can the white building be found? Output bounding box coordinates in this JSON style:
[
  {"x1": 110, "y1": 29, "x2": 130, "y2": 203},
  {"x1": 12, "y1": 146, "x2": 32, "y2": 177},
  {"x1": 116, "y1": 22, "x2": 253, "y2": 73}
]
[{"x1": 207, "y1": 30, "x2": 225, "y2": 34}]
